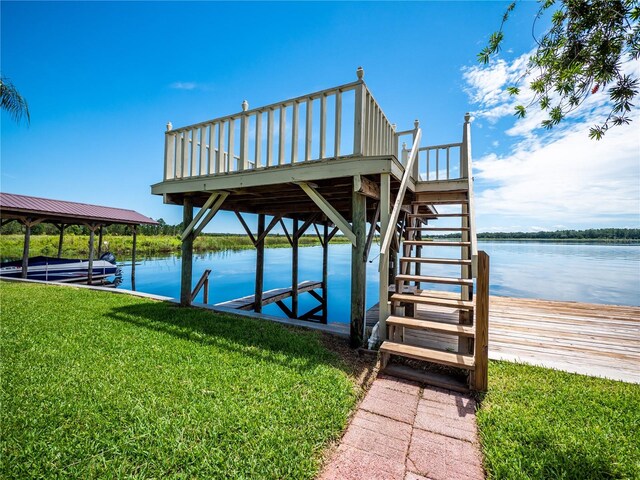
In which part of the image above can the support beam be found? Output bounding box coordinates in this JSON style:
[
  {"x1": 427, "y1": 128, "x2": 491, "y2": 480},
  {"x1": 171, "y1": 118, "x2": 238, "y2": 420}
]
[
  {"x1": 255, "y1": 215, "x2": 281, "y2": 245},
  {"x1": 350, "y1": 188, "x2": 367, "y2": 348},
  {"x1": 297, "y1": 182, "x2": 356, "y2": 246},
  {"x1": 378, "y1": 173, "x2": 391, "y2": 342},
  {"x1": 97, "y1": 225, "x2": 104, "y2": 256},
  {"x1": 235, "y1": 211, "x2": 256, "y2": 245},
  {"x1": 131, "y1": 224, "x2": 137, "y2": 291},
  {"x1": 353, "y1": 175, "x2": 380, "y2": 200},
  {"x1": 21, "y1": 220, "x2": 32, "y2": 279},
  {"x1": 180, "y1": 197, "x2": 194, "y2": 306},
  {"x1": 193, "y1": 193, "x2": 228, "y2": 238},
  {"x1": 56, "y1": 224, "x2": 66, "y2": 258},
  {"x1": 86, "y1": 224, "x2": 98, "y2": 285},
  {"x1": 255, "y1": 214, "x2": 265, "y2": 312},
  {"x1": 322, "y1": 222, "x2": 329, "y2": 324},
  {"x1": 364, "y1": 202, "x2": 380, "y2": 261},
  {"x1": 279, "y1": 218, "x2": 293, "y2": 246},
  {"x1": 473, "y1": 251, "x2": 490, "y2": 392},
  {"x1": 292, "y1": 219, "x2": 299, "y2": 318},
  {"x1": 181, "y1": 192, "x2": 220, "y2": 240}
]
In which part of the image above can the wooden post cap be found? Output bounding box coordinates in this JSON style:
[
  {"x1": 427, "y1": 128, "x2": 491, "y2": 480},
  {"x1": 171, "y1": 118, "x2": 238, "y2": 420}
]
[
  {"x1": 465, "y1": 112, "x2": 471, "y2": 122},
  {"x1": 414, "y1": 119, "x2": 420, "y2": 129},
  {"x1": 242, "y1": 100, "x2": 249, "y2": 112},
  {"x1": 356, "y1": 66, "x2": 364, "y2": 80},
  {"x1": 166, "y1": 121, "x2": 173, "y2": 131}
]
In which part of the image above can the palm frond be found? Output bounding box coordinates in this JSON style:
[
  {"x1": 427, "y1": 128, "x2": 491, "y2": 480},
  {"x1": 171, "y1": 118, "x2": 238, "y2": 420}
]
[{"x1": 1, "y1": 75, "x2": 30, "y2": 125}]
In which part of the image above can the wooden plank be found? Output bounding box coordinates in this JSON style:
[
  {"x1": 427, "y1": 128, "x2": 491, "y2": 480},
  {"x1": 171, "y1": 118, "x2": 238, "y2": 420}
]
[
  {"x1": 399, "y1": 257, "x2": 472, "y2": 265},
  {"x1": 391, "y1": 293, "x2": 474, "y2": 310},
  {"x1": 234, "y1": 211, "x2": 256, "y2": 245},
  {"x1": 320, "y1": 94, "x2": 326, "y2": 158},
  {"x1": 240, "y1": 114, "x2": 249, "y2": 171},
  {"x1": 404, "y1": 240, "x2": 470, "y2": 247},
  {"x1": 291, "y1": 102, "x2": 299, "y2": 164},
  {"x1": 208, "y1": 124, "x2": 215, "y2": 174},
  {"x1": 305, "y1": 99, "x2": 313, "y2": 161},
  {"x1": 254, "y1": 113, "x2": 262, "y2": 168},
  {"x1": 199, "y1": 126, "x2": 208, "y2": 175},
  {"x1": 386, "y1": 316, "x2": 475, "y2": 336},
  {"x1": 278, "y1": 106, "x2": 286, "y2": 166},
  {"x1": 473, "y1": 251, "x2": 489, "y2": 391},
  {"x1": 21, "y1": 221, "x2": 31, "y2": 278},
  {"x1": 378, "y1": 172, "x2": 391, "y2": 341},
  {"x1": 86, "y1": 225, "x2": 95, "y2": 284},
  {"x1": 292, "y1": 219, "x2": 299, "y2": 318},
  {"x1": 395, "y1": 274, "x2": 473, "y2": 286},
  {"x1": 380, "y1": 341, "x2": 475, "y2": 369},
  {"x1": 227, "y1": 119, "x2": 235, "y2": 172},
  {"x1": 353, "y1": 175, "x2": 380, "y2": 199},
  {"x1": 322, "y1": 222, "x2": 329, "y2": 324},
  {"x1": 267, "y1": 109, "x2": 275, "y2": 167},
  {"x1": 216, "y1": 281, "x2": 322, "y2": 310},
  {"x1": 193, "y1": 193, "x2": 228, "y2": 238},
  {"x1": 217, "y1": 122, "x2": 225, "y2": 174},
  {"x1": 181, "y1": 192, "x2": 220, "y2": 240}
]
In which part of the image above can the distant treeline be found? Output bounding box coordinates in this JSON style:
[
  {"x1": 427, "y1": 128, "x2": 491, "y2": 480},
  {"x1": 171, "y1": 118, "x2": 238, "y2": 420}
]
[{"x1": 437, "y1": 228, "x2": 640, "y2": 240}]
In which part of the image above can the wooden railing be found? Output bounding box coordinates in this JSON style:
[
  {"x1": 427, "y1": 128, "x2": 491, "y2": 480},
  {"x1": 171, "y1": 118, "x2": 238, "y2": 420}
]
[
  {"x1": 417, "y1": 142, "x2": 463, "y2": 181},
  {"x1": 191, "y1": 269, "x2": 212, "y2": 303},
  {"x1": 163, "y1": 68, "x2": 396, "y2": 181}
]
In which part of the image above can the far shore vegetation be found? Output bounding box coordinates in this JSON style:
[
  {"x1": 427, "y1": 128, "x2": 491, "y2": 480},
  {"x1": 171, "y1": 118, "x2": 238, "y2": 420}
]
[{"x1": 0, "y1": 223, "x2": 637, "y2": 261}]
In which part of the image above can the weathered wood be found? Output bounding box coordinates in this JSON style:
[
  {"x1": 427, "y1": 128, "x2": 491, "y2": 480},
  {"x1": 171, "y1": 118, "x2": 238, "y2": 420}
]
[
  {"x1": 193, "y1": 193, "x2": 228, "y2": 237},
  {"x1": 350, "y1": 188, "x2": 367, "y2": 348},
  {"x1": 217, "y1": 280, "x2": 322, "y2": 310},
  {"x1": 474, "y1": 251, "x2": 489, "y2": 391},
  {"x1": 181, "y1": 192, "x2": 220, "y2": 240},
  {"x1": 322, "y1": 222, "x2": 329, "y2": 324},
  {"x1": 87, "y1": 225, "x2": 96, "y2": 285},
  {"x1": 255, "y1": 215, "x2": 281, "y2": 245},
  {"x1": 292, "y1": 219, "x2": 299, "y2": 318},
  {"x1": 234, "y1": 211, "x2": 256, "y2": 245},
  {"x1": 191, "y1": 269, "x2": 212, "y2": 303},
  {"x1": 180, "y1": 197, "x2": 194, "y2": 306},
  {"x1": 131, "y1": 224, "x2": 137, "y2": 290},
  {"x1": 378, "y1": 173, "x2": 391, "y2": 341},
  {"x1": 364, "y1": 201, "x2": 380, "y2": 261},
  {"x1": 297, "y1": 182, "x2": 356, "y2": 245},
  {"x1": 255, "y1": 214, "x2": 265, "y2": 312},
  {"x1": 21, "y1": 220, "x2": 31, "y2": 278},
  {"x1": 97, "y1": 225, "x2": 104, "y2": 256},
  {"x1": 56, "y1": 223, "x2": 66, "y2": 258},
  {"x1": 353, "y1": 175, "x2": 380, "y2": 200}
]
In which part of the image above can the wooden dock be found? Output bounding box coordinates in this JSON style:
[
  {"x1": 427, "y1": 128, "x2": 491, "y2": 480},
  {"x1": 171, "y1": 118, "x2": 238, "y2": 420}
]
[
  {"x1": 367, "y1": 294, "x2": 640, "y2": 384},
  {"x1": 216, "y1": 280, "x2": 323, "y2": 319}
]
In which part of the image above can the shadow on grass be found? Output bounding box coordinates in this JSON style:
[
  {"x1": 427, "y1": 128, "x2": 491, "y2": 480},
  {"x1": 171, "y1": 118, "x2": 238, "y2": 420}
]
[{"x1": 107, "y1": 301, "x2": 361, "y2": 376}]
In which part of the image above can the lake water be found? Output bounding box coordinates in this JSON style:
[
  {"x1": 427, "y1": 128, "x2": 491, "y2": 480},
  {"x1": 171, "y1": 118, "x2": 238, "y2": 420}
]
[{"x1": 115, "y1": 241, "x2": 640, "y2": 323}]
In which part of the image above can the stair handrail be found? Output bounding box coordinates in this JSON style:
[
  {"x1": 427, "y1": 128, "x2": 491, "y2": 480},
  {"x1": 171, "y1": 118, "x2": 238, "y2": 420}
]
[
  {"x1": 191, "y1": 269, "x2": 212, "y2": 303},
  {"x1": 380, "y1": 127, "x2": 422, "y2": 259},
  {"x1": 461, "y1": 113, "x2": 479, "y2": 277}
]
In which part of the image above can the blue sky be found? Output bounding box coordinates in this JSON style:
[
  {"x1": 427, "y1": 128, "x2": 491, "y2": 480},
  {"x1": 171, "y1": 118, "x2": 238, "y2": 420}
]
[{"x1": 2, "y1": 1, "x2": 638, "y2": 233}]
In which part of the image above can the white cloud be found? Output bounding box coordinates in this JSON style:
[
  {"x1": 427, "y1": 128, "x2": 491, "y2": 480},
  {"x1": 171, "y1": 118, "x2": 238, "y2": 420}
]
[
  {"x1": 463, "y1": 53, "x2": 640, "y2": 229},
  {"x1": 170, "y1": 81, "x2": 198, "y2": 90}
]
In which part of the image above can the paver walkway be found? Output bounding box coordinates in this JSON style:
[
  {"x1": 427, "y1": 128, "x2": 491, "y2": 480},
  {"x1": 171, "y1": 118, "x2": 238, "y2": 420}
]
[{"x1": 319, "y1": 374, "x2": 484, "y2": 480}]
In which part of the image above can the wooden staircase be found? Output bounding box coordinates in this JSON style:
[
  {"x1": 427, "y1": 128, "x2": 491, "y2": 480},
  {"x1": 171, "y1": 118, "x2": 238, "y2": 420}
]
[{"x1": 380, "y1": 190, "x2": 481, "y2": 392}]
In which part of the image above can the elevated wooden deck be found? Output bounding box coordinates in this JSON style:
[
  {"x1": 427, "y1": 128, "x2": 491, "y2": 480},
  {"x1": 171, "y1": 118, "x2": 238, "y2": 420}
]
[{"x1": 367, "y1": 294, "x2": 640, "y2": 384}]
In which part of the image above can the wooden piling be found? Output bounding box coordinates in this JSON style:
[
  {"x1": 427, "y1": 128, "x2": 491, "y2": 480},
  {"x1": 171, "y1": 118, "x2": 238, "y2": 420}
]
[
  {"x1": 131, "y1": 224, "x2": 137, "y2": 291},
  {"x1": 255, "y1": 214, "x2": 265, "y2": 312},
  {"x1": 474, "y1": 251, "x2": 490, "y2": 391},
  {"x1": 292, "y1": 218, "x2": 299, "y2": 318},
  {"x1": 322, "y1": 221, "x2": 329, "y2": 324},
  {"x1": 21, "y1": 220, "x2": 31, "y2": 279},
  {"x1": 97, "y1": 225, "x2": 104, "y2": 256},
  {"x1": 57, "y1": 224, "x2": 65, "y2": 258},
  {"x1": 180, "y1": 197, "x2": 194, "y2": 306},
  {"x1": 87, "y1": 225, "x2": 95, "y2": 285},
  {"x1": 350, "y1": 186, "x2": 367, "y2": 348}
]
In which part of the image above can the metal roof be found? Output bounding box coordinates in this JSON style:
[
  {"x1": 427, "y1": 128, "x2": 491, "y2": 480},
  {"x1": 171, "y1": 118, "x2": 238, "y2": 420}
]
[{"x1": 0, "y1": 192, "x2": 159, "y2": 226}]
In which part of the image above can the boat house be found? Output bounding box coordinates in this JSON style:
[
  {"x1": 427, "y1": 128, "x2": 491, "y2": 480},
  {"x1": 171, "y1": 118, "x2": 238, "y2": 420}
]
[{"x1": 151, "y1": 68, "x2": 489, "y2": 391}]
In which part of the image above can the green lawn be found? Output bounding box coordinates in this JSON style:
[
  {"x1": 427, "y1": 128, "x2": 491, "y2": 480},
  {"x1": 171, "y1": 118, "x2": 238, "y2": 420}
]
[
  {"x1": 0, "y1": 282, "x2": 357, "y2": 479},
  {"x1": 478, "y1": 361, "x2": 640, "y2": 480}
]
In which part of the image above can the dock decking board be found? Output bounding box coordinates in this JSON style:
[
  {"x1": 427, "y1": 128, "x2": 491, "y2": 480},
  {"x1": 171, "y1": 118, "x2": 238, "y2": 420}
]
[
  {"x1": 215, "y1": 280, "x2": 322, "y2": 311},
  {"x1": 366, "y1": 293, "x2": 640, "y2": 384}
]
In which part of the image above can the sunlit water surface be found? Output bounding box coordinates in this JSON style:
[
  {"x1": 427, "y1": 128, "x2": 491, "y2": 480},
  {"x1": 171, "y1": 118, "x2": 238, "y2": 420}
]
[{"x1": 114, "y1": 241, "x2": 640, "y2": 323}]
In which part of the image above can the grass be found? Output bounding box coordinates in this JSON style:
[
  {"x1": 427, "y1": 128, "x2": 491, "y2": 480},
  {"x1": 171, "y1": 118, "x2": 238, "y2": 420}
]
[
  {"x1": 477, "y1": 361, "x2": 640, "y2": 480},
  {"x1": 0, "y1": 281, "x2": 359, "y2": 479},
  {"x1": 0, "y1": 233, "x2": 351, "y2": 261}
]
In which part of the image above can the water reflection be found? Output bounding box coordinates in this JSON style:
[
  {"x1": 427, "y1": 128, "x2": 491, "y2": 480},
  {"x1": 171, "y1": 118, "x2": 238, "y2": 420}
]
[{"x1": 114, "y1": 241, "x2": 640, "y2": 323}]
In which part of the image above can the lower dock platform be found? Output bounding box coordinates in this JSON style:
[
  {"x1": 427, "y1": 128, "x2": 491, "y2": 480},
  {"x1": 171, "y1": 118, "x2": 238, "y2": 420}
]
[{"x1": 367, "y1": 293, "x2": 640, "y2": 384}]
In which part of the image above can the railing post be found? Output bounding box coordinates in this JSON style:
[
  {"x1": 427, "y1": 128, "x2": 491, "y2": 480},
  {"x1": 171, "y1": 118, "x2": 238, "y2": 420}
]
[
  {"x1": 461, "y1": 113, "x2": 471, "y2": 178},
  {"x1": 164, "y1": 122, "x2": 174, "y2": 180},
  {"x1": 353, "y1": 67, "x2": 365, "y2": 156},
  {"x1": 240, "y1": 100, "x2": 249, "y2": 171},
  {"x1": 474, "y1": 250, "x2": 489, "y2": 391},
  {"x1": 412, "y1": 119, "x2": 420, "y2": 180}
]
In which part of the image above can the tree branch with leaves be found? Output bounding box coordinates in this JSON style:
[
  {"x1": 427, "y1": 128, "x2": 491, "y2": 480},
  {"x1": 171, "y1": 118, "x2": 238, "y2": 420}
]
[
  {"x1": 1, "y1": 75, "x2": 30, "y2": 125},
  {"x1": 480, "y1": 0, "x2": 640, "y2": 139}
]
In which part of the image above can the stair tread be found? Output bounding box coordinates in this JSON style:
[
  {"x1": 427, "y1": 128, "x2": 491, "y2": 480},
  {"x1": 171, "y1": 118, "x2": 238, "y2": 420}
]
[
  {"x1": 391, "y1": 293, "x2": 475, "y2": 309},
  {"x1": 396, "y1": 274, "x2": 473, "y2": 286},
  {"x1": 380, "y1": 341, "x2": 475, "y2": 369},
  {"x1": 404, "y1": 240, "x2": 471, "y2": 246},
  {"x1": 386, "y1": 316, "x2": 475, "y2": 336},
  {"x1": 400, "y1": 257, "x2": 472, "y2": 265},
  {"x1": 382, "y1": 365, "x2": 470, "y2": 393}
]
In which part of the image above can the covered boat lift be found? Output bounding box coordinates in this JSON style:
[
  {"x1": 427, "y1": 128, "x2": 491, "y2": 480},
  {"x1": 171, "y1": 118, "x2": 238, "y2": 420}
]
[{"x1": 0, "y1": 192, "x2": 158, "y2": 284}]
